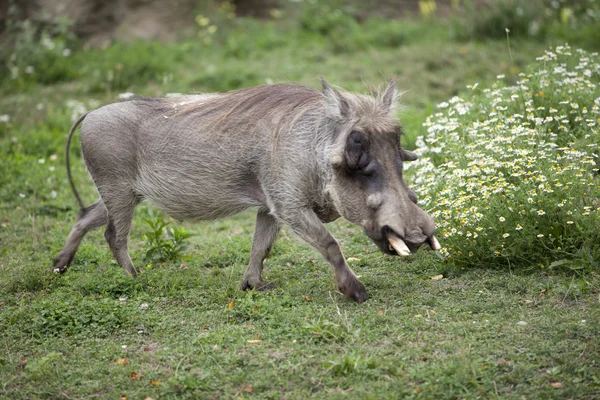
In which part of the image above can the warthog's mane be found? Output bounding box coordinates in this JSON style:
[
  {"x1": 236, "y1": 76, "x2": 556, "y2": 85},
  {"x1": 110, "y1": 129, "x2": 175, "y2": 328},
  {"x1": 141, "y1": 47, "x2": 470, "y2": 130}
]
[{"x1": 162, "y1": 83, "x2": 399, "y2": 139}]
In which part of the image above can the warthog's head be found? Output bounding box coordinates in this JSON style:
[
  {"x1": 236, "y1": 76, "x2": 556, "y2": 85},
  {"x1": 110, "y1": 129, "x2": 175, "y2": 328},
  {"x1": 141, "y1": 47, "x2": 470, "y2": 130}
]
[{"x1": 322, "y1": 80, "x2": 440, "y2": 256}]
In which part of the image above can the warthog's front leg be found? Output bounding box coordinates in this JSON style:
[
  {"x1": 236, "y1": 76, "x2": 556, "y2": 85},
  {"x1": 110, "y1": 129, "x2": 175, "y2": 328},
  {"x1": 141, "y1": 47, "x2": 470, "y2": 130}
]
[
  {"x1": 242, "y1": 209, "x2": 280, "y2": 290},
  {"x1": 278, "y1": 208, "x2": 368, "y2": 303}
]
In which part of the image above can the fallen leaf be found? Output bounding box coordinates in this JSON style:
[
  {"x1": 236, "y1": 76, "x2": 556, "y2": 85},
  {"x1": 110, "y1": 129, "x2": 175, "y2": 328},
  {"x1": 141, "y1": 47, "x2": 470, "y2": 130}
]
[
  {"x1": 228, "y1": 300, "x2": 234, "y2": 309},
  {"x1": 150, "y1": 380, "x2": 160, "y2": 386},
  {"x1": 430, "y1": 274, "x2": 444, "y2": 280},
  {"x1": 17, "y1": 357, "x2": 27, "y2": 368},
  {"x1": 143, "y1": 343, "x2": 160, "y2": 353},
  {"x1": 347, "y1": 257, "x2": 360, "y2": 262},
  {"x1": 539, "y1": 289, "x2": 548, "y2": 295},
  {"x1": 377, "y1": 310, "x2": 385, "y2": 315},
  {"x1": 551, "y1": 382, "x2": 563, "y2": 388},
  {"x1": 523, "y1": 299, "x2": 533, "y2": 303},
  {"x1": 243, "y1": 385, "x2": 254, "y2": 393},
  {"x1": 412, "y1": 387, "x2": 422, "y2": 394},
  {"x1": 120, "y1": 396, "x2": 127, "y2": 400},
  {"x1": 496, "y1": 358, "x2": 511, "y2": 366},
  {"x1": 116, "y1": 358, "x2": 129, "y2": 366},
  {"x1": 130, "y1": 371, "x2": 142, "y2": 381},
  {"x1": 144, "y1": 398, "x2": 154, "y2": 400},
  {"x1": 247, "y1": 339, "x2": 262, "y2": 343},
  {"x1": 303, "y1": 296, "x2": 312, "y2": 302}
]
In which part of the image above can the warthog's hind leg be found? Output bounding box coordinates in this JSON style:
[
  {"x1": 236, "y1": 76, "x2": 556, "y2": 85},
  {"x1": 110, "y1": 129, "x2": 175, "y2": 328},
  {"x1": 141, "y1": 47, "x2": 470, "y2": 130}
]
[
  {"x1": 102, "y1": 190, "x2": 139, "y2": 277},
  {"x1": 53, "y1": 199, "x2": 108, "y2": 273},
  {"x1": 242, "y1": 209, "x2": 280, "y2": 290}
]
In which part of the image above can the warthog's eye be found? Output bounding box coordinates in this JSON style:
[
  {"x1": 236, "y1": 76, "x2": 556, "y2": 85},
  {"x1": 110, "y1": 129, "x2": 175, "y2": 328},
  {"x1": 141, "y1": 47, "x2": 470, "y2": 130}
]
[{"x1": 345, "y1": 131, "x2": 371, "y2": 172}]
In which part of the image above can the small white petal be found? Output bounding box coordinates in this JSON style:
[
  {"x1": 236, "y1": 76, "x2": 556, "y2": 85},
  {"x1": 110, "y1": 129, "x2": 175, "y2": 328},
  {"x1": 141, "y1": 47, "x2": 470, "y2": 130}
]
[{"x1": 118, "y1": 92, "x2": 135, "y2": 100}]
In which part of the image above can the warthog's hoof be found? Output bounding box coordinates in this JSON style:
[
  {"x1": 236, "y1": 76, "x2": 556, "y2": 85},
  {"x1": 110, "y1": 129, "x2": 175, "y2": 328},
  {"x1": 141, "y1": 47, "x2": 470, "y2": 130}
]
[
  {"x1": 339, "y1": 279, "x2": 368, "y2": 304},
  {"x1": 241, "y1": 278, "x2": 274, "y2": 291},
  {"x1": 52, "y1": 254, "x2": 73, "y2": 274}
]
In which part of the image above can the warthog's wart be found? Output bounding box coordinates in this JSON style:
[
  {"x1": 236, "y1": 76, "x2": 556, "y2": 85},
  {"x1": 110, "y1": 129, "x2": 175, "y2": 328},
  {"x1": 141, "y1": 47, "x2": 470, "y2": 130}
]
[{"x1": 54, "y1": 80, "x2": 440, "y2": 303}]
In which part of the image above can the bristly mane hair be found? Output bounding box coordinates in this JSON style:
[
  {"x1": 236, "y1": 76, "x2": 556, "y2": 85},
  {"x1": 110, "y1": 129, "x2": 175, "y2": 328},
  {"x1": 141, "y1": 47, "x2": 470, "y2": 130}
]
[{"x1": 166, "y1": 83, "x2": 400, "y2": 140}]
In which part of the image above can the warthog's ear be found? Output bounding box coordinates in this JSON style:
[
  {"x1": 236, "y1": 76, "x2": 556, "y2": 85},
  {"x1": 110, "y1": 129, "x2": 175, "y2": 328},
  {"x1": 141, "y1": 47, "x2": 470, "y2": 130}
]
[
  {"x1": 400, "y1": 148, "x2": 418, "y2": 161},
  {"x1": 380, "y1": 79, "x2": 399, "y2": 112},
  {"x1": 321, "y1": 78, "x2": 350, "y2": 120}
]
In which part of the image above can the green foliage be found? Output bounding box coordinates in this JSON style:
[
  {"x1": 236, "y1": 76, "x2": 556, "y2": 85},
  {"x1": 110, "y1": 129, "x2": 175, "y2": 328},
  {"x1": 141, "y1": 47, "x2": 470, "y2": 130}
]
[
  {"x1": 453, "y1": 0, "x2": 600, "y2": 49},
  {"x1": 303, "y1": 314, "x2": 357, "y2": 343},
  {"x1": 78, "y1": 41, "x2": 177, "y2": 92},
  {"x1": 412, "y1": 45, "x2": 600, "y2": 270},
  {"x1": 297, "y1": 2, "x2": 410, "y2": 53},
  {"x1": 324, "y1": 352, "x2": 378, "y2": 376},
  {"x1": 0, "y1": 6, "x2": 78, "y2": 87},
  {"x1": 24, "y1": 352, "x2": 63, "y2": 380},
  {"x1": 452, "y1": 0, "x2": 545, "y2": 41},
  {"x1": 5, "y1": 296, "x2": 136, "y2": 337},
  {"x1": 141, "y1": 211, "x2": 192, "y2": 264},
  {"x1": 298, "y1": 0, "x2": 358, "y2": 36}
]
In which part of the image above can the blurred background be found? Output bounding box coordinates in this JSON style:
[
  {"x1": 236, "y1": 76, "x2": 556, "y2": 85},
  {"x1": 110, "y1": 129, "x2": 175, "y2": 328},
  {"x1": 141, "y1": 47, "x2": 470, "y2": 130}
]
[{"x1": 1, "y1": 0, "x2": 599, "y2": 145}]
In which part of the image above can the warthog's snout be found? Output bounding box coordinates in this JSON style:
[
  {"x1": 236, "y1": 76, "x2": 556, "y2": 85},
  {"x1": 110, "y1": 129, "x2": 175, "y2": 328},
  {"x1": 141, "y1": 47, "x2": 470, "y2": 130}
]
[
  {"x1": 386, "y1": 228, "x2": 441, "y2": 256},
  {"x1": 370, "y1": 222, "x2": 440, "y2": 257}
]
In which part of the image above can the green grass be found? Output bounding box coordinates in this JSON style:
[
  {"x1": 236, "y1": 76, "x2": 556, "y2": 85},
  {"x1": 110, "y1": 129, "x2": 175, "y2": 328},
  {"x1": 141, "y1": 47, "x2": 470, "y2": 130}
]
[
  {"x1": 2, "y1": 208, "x2": 599, "y2": 398},
  {"x1": 1, "y1": 6, "x2": 599, "y2": 399}
]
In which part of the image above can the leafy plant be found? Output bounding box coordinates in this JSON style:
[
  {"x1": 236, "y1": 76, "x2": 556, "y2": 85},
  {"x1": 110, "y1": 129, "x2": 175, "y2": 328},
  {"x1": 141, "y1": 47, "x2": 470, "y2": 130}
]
[
  {"x1": 141, "y1": 211, "x2": 192, "y2": 264},
  {"x1": 324, "y1": 352, "x2": 378, "y2": 376},
  {"x1": 303, "y1": 314, "x2": 359, "y2": 343},
  {"x1": 411, "y1": 44, "x2": 600, "y2": 270},
  {"x1": 25, "y1": 352, "x2": 62, "y2": 380}
]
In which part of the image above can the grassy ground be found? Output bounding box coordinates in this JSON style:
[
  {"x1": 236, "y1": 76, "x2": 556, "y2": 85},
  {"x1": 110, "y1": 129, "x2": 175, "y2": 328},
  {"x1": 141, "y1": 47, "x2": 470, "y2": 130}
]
[{"x1": 1, "y1": 6, "x2": 600, "y2": 399}]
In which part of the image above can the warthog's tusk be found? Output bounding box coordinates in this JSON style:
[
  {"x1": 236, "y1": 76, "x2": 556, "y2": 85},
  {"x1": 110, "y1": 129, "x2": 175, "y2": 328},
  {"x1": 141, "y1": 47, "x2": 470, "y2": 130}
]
[
  {"x1": 388, "y1": 233, "x2": 411, "y2": 256},
  {"x1": 429, "y1": 236, "x2": 442, "y2": 251}
]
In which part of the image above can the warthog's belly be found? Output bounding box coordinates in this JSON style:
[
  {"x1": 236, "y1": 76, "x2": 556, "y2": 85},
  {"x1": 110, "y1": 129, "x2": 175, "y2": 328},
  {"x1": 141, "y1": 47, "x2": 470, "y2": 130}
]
[{"x1": 135, "y1": 168, "x2": 267, "y2": 221}]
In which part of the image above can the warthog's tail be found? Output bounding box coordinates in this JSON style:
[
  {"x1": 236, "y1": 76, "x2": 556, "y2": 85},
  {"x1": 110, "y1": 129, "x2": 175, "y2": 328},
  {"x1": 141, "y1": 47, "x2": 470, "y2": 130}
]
[{"x1": 65, "y1": 112, "x2": 90, "y2": 210}]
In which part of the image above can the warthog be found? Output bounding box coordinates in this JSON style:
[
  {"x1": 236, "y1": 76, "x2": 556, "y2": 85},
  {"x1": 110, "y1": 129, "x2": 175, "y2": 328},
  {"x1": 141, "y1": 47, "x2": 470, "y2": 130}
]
[{"x1": 54, "y1": 80, "x2": 440, "y2": 303}]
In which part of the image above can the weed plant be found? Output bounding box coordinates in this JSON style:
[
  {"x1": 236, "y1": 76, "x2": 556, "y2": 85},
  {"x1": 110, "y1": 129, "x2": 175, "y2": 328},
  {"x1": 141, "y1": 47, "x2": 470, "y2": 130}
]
[{"x1": 141, "y1": 211, "x2": 192, "y2": 265}]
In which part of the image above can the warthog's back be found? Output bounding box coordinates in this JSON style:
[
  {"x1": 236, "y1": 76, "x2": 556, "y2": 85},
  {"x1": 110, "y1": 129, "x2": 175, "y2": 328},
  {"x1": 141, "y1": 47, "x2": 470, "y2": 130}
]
[{"x1": 80, "y1": 85, "x2": 323, "y2": 220}]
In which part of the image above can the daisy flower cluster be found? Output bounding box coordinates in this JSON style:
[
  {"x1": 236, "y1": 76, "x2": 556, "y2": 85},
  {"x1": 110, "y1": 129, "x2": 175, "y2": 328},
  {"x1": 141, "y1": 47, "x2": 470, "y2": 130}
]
[{"x1": 409, "y1": 44, "x2": 600, "y2": 268}]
